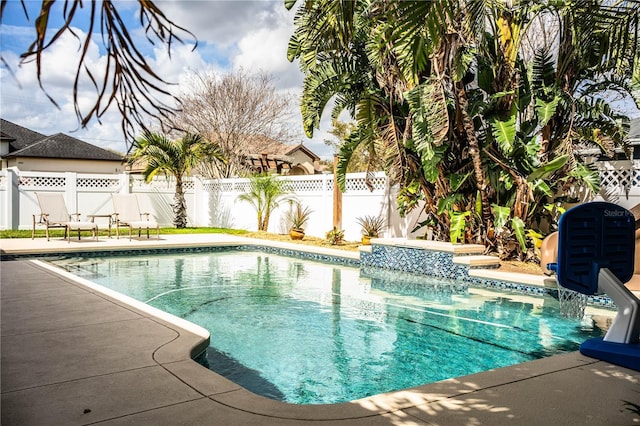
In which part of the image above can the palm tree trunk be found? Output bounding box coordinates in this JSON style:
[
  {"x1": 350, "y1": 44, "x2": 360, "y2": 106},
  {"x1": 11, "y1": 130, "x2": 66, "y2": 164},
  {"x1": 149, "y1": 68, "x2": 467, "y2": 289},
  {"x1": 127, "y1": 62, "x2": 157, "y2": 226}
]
[
  {"x1": 262, "y1": 212, "x2": 271, "y2": 232},
  {"x1": 173, "y1": 176, "x2": 187, "y2": 228},
  {"x1": 456, "y1": 82, "x2": 492, "y2": 234}
]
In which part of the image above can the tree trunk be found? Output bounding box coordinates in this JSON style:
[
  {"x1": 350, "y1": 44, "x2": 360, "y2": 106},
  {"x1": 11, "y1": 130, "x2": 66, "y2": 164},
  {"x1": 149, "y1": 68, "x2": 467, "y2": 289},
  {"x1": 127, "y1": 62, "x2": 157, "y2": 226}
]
[
  {"x1": 262, "y1": 212, "x2": 270, "y2": 232},
  {"x1": 173, "y1": 176, "x2": 187, "y2": 228},
  {"x1": 456, "y1": 82, "x2": 493, "y2": 234}
]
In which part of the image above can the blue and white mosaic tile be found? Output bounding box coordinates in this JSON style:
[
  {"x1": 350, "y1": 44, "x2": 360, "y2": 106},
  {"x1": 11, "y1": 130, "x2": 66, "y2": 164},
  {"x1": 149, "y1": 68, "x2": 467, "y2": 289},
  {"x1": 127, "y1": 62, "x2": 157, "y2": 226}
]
[{"x1": 361, "y1": 243, "x2": 615, "y2": 309}]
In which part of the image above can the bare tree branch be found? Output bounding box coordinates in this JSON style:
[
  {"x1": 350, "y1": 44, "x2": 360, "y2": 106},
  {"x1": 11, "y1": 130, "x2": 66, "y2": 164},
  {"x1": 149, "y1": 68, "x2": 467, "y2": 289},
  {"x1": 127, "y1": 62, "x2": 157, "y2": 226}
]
[
  {"x1": 0, "y1": 0, "x2": 197, "y2": 148},
  {"x1": 165, "y1": 69, "x2": 300, "y2": 178}
]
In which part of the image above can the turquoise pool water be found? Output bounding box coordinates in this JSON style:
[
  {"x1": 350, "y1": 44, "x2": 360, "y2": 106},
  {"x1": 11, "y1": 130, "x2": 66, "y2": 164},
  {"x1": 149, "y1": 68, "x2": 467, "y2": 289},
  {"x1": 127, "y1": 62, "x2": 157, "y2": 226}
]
[{"x1": 49, "y1": 250, "x2": 605, "y2": 404}]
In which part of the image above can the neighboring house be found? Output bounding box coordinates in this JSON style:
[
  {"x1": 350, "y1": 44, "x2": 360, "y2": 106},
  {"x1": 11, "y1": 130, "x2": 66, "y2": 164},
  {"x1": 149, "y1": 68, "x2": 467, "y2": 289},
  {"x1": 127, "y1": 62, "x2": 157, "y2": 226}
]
[
  {"x1": 242, "y1": 136, "x2": 322, "y2": 175},
  {"x1": 126, "y1": 134, "x2": 324, "y2": 176},
  {"x1": 0, "y1": 119, "x2": 124, "y2": 173}
]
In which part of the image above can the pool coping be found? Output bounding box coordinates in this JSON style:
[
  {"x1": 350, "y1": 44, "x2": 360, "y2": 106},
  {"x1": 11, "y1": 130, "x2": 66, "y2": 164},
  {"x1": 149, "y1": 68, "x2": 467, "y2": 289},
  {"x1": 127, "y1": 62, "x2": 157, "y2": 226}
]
[{"x1": 2, "y1": 235, "x2": 639, "y2": 424}]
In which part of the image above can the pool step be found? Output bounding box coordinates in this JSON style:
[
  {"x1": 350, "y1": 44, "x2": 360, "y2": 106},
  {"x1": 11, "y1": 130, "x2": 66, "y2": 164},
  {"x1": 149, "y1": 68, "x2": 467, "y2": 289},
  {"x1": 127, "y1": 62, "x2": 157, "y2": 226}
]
[
  {"x1": 452, "y1": 255, "x2": 500, "y2": 268},
  {"x1": 369, "y1": 238, "x2": 486, "y2": 254}
]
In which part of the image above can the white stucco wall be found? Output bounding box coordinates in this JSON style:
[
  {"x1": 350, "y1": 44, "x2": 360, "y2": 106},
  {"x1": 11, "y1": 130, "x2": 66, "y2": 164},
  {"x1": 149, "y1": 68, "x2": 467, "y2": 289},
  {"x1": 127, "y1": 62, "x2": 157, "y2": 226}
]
[{"x1": 4, "y1": 157, "x2": 125, "y2": 174}]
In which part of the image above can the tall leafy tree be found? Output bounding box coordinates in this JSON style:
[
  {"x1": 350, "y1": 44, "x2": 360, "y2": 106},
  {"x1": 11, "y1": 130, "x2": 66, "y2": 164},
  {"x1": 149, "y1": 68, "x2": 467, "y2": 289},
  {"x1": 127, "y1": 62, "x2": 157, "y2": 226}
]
[
  {"x1": 128, "y1": 132, "x2": 217, "y2": 228},
  {"x1": 288, "y1": 0, "x2": 639, "y2": 259}
]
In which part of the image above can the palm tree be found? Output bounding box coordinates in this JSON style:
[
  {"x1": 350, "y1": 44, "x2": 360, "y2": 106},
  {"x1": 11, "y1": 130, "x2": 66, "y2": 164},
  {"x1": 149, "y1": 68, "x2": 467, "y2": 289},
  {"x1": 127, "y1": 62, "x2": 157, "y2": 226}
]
[
  {"x1": 288, "y1": 0, "x2": 639, "y2": 258},
  {"x1": 128, "y1": 132, "x2": 217, "y2": 228},
  {"x1": 237, "y1": 174, "x2": 292, "y2": 232}
]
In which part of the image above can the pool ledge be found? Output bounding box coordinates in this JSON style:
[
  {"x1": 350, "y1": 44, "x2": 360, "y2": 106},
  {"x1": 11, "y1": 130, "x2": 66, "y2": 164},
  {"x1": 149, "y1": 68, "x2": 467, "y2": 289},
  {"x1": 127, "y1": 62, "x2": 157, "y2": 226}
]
[
  {"x1": 32, "y1": 259, "x2": 211, "y2": 360},
  {"x1": 2, "y1": 247, "x2": 639, "y2": 424},
  {"x1": 470, "y1": 267, "x2": 558, "y2": 288},
  {"x1": 2, "y1": 259, "x2": 638, "y2": 424},
  {"x1": 372, "y1": 237, "x2": 486, "y2": 254}
]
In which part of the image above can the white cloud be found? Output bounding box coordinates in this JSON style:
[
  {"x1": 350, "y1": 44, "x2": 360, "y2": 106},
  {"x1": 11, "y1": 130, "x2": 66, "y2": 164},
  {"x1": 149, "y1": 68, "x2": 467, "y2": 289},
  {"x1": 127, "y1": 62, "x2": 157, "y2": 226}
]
[
  {"x1": 157, "y1": 1, "x2": 285, "y2": 48},
  {"x1": 0, "y1": 1, "x2": 340, "y2": 160}
]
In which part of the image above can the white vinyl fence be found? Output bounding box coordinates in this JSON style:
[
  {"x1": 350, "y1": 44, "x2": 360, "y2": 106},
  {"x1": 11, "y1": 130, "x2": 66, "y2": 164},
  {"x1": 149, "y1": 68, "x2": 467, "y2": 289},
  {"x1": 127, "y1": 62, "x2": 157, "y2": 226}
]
[
  {"x1": 0, "y1": 169, "x2": 421, "y2": 241},
  {"x1": 2, "y1": 161, "x2": 639, "y2": 241}
]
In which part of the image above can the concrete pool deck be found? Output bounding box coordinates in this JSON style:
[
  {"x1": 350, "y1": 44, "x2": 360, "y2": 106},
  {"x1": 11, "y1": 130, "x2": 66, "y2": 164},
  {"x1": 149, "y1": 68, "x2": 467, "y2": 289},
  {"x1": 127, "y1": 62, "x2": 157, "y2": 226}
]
[{"x1": 1, "y1": 234, "x2": 639, "y2": 425}]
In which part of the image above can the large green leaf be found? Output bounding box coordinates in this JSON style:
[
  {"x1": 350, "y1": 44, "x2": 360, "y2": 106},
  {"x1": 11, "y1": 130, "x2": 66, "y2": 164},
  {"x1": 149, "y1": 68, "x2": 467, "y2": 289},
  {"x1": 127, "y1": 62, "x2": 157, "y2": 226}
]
[
  {"x1": 527, "y1": 155, "x2": 568, "y2": 181},
  {"x1": 448, "y1": 171, "x2": 472, "y2": 192},
  {"x1": 490, "y1": 114, "x2": 517, "y2": 155},
  {"x1": 511, "y1": 217, "x2": 527, "y2": 251},
  {"x1": 568, "y1": 163, "x2": 601, "y2": 193},
  {"x1": 336, "y1": 130, "x2": 364, "y2": 191},
  {"x1": 530, "y1": 179, "x2": 552, "y2": 197},
  {"x1": 449, "y1": 211, "x2": 470, "y2": 244},
  {"x1": 534, "y1": 97, "x2": 560, "y2": 127},
  {"x1": 492, "y1": 204, "x2": 511, "y2": 229},
  {"x1": 437, "y1": 194, "x2": 464, "y2": 215}
]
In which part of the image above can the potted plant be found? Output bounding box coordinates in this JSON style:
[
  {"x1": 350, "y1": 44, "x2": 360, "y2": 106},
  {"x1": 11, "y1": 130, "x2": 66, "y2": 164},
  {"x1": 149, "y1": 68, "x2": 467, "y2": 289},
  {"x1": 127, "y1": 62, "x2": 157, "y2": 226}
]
[
  {"x1": 356, "y1": 214, "x2": 385, "y2": 245},
  {"x1": 287, "y1": 202, "x2": 312, "y2": 240},
  {"x1": 325, "y1": 227, "x2": 345, "y2": 245}
]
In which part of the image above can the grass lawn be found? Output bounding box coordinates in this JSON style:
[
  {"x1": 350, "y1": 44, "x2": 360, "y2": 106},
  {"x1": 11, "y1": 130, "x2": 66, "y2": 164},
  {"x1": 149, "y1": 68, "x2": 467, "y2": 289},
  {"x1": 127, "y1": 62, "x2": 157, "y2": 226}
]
[
  {"x1": 0, "y1": 227, "x2": 248, "y2": 239},
  {"x1": 0, "y1": 227, "x2": 362, "y2": 252}
]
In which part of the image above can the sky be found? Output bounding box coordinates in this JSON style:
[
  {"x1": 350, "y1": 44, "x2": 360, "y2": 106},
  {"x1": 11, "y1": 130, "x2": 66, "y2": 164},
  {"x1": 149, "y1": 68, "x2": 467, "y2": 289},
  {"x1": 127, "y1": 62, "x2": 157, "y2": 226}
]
[
  {"x1": 2, "y1": 1, "x2": 638, "y2": 160},
  {"x1": 0, "y1": 0, "x2": 338, "y2": 158}
]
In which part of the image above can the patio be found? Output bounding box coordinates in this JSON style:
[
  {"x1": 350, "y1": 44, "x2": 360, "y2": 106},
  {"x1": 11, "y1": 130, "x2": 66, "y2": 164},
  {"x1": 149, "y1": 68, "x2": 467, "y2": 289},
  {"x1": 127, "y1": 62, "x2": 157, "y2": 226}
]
[{"x1": 1, "y1": 235, "x2": 639, "y2": 425}]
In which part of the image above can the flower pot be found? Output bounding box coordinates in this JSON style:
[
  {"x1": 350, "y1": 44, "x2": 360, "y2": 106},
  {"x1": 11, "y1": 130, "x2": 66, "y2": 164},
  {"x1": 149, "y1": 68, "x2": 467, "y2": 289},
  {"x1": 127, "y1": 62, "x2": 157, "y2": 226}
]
[
  {"x1": 290, "y1": 229, "x2": 305, "y2": 240},
  {"x1": 362, "y1": 235, "x2": 371, "y2": 245}
]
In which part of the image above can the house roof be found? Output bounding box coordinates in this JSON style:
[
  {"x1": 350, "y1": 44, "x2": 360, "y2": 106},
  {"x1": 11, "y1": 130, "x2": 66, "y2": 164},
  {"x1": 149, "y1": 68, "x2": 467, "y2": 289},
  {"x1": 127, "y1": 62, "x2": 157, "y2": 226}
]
[
  {"x1": 284, "y1": 143, "x2": 321, "y2": 162},
  {"x1": 0, "y1": 119, "x2": 48, "y2": 152},
  {"x1": 238, "y1": 135, "x2": 321, "y2": 174},
  {"x1": 1, "y1": 119, "x2": 123, "y2": 161},
  {"x1": 241, "y1": 135, "x2": 320, "y2": 160}
]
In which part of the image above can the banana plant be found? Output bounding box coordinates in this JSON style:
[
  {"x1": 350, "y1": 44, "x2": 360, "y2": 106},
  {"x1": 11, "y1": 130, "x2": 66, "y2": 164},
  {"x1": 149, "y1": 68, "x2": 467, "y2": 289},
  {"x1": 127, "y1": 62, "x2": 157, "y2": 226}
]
[{"x1": 449, "y1": 211, "x2": 470, "y2": 244}]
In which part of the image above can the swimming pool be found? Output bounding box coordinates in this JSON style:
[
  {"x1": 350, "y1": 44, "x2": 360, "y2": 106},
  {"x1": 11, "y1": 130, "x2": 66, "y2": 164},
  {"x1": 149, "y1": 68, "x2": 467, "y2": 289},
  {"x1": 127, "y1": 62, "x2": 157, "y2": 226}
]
[{"x1": 48, "y1": 249, "x2": 605, "y2": 404}]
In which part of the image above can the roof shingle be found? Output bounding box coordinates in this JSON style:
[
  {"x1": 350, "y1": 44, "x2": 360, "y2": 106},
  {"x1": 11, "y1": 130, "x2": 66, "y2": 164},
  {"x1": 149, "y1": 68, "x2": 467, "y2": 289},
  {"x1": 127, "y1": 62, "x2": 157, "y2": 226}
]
[{"x1": 0, "y1": 119, "x2": 123, "y2": 161}]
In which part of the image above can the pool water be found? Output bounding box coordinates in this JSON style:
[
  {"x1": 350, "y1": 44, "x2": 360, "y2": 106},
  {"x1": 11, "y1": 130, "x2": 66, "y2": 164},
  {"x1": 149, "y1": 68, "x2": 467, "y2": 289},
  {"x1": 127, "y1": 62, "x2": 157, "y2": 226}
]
[{"x1": 49, "y1": 250, "x2": 605, "y2": 404}]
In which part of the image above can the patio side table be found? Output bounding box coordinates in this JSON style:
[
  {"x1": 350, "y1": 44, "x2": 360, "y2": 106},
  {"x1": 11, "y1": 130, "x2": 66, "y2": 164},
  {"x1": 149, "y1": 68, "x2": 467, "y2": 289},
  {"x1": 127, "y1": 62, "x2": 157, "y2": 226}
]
[{"x1": 86, "y1": 214, "x2": 113, "y2": 238}]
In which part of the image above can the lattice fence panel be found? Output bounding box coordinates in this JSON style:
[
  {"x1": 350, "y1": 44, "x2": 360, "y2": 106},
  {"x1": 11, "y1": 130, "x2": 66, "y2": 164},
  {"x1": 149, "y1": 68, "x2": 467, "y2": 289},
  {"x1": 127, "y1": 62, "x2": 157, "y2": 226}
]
[
  {"x1": 345, "y1": 175, "x2": 386, "y2": 192},
  {"x1": 202, "y1": 182, "x2": 219, "y2": 192},
  {"x1": 596, "y1": 161, "x2": 640, "y2": 193},
  {"x1": 129, "y1": 176, "x2": 195, "y2": 191},
  {"x1": 77, "y1": 177, "x2": 121, "y2": 191},
  {"x1": 599, "y1": 168, "x2": 632, "y2": 189},
  {"x1": 218, "y1": 182, "x2": 234, "y2": 192},
  {"x1": 19, "y1": 175, "x2": 65, "y2": 189},
  {"x1": 130, "y1": 176, "x2": 172, "y2": 191},
  {"x1": 289, "y1": 179, "x2": 325, "y2": 192},
  {"x1": 234, "y1": 181, "x2": 252, "y2": 193}
]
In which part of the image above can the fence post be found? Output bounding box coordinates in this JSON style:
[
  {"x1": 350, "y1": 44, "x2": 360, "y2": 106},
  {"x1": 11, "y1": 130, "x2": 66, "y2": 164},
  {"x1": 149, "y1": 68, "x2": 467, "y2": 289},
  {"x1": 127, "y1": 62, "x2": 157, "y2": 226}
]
[
  {"x1": 65, "y1": 172, "x2": 78, "y2": 214},
  {"x1": 194, "y1": 176, "x2": 203, "y2": 227},
  {"x1": 5, "y1": 168, "x2": 19, "y2": 230},
  {"x1": 118, "y1": 172, "x2": 130, "y2": 194},
  {"x1": 322, "y1": 173, "x2": 330, "y2": 232}
]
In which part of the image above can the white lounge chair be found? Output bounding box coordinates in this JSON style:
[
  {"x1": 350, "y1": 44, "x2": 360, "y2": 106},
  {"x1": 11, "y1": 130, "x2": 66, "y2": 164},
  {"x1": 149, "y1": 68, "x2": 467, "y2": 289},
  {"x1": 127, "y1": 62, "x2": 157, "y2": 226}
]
[
  {"x1": 111, "y1": 193, "x2": 160, "y2": 240},
  {"x1": 32, "y1": 192, "x2": 98, "y2": 242}
]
